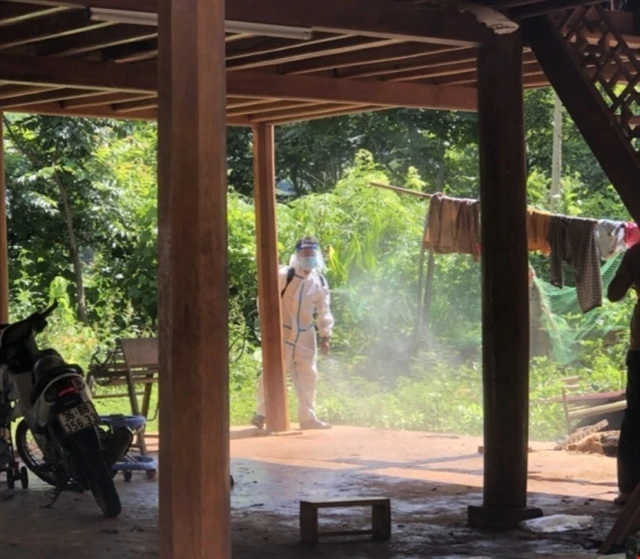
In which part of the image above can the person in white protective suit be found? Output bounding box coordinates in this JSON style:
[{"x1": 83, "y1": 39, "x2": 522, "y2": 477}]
[{"x1": 251, "y1": 237, "x2": 334, "y2": 430}]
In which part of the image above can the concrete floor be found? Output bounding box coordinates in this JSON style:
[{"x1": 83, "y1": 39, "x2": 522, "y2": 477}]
[{"x1": 0, "y1": 426, "x2": 626, "y2": 558}]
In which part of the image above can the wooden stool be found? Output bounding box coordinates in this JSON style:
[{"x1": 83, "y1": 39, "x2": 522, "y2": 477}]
[{"x1": 299, "y1": 497, "x2": 391, "y2": 544}]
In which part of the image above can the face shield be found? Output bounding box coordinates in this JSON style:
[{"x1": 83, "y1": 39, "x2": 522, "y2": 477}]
[{"x1": 290, "y1": 240, "x2": 326, "y2": 272}]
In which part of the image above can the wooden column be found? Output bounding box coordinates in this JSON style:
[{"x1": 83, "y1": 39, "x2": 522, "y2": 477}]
[
  {"x1": 157, "y1": 0, "x2": 230, "y2": 557},
  {"x1": 0, "y1": 114, "x2": 8, "y2": 323},
  {"x1": 253, "y1": 123, "x2": 289, "y2": 432},
  {"x1": 467, "y1": 33, "x2": 542, "y2": 529}
]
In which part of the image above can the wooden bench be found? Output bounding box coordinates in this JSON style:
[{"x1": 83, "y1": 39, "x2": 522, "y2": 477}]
[
  {"x1": 87, "y1": 338, "x2": 159, "y2": 455},
  {"x1": 299, "y1": 497, "x2": 391, "y2": 544},
  {"x1": 539, "y1": 376, "x2": 625, "y2": 434}
]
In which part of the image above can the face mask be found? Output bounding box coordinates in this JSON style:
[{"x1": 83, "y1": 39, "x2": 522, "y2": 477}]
[{"x1": 298, "y1": 255, "x2": 318, "y2": 271}]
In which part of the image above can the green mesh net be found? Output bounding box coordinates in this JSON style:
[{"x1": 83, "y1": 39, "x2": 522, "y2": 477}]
[{"x1": 427, "y1": 251, "x2": 626, "y2": 367}]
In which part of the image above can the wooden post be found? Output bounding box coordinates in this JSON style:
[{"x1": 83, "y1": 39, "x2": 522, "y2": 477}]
[
  {"x1": 467, "y1": 33, "x2": 542, "y2": 529},
  {"x1": 157, "y1": 0, "x2": 230, "y2": 557},
  {"x1": 253, "y1": 123, "x2": 289, "y2": 432},
  {"x1": 0, "y1": 113, "x2": 8, "y2": 323}
]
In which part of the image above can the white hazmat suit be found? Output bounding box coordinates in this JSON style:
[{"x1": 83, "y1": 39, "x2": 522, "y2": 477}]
[{"x1": 256, "y1": 263, "x2": 334, "y2": 423}]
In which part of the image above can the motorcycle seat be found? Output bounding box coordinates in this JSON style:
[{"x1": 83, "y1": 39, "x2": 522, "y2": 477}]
[{"x1": 30, "y1": 364, "x2": 83, "y2": 405}]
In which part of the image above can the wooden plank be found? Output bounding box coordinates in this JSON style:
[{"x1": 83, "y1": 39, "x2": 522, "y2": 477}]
[
  {"x1": 228, "y1": 37, "x2": 396, "y2": 72},
  {"x1": 227, "y1": 0, "x2": 490, "y2": 47},
  {"x1": 103, "y1": 38, "x2": 158, "y2": 62},
  {"x1": 6, "y1": 100, "x2": 157, "y2": 120},
  {"x1": 0, "y1": 88, "x2": 104, "y2": 109},
  {"x1": 523, "y1": 15, "x2": 640, "y2": 224},
  {"x1": 0, "y1": 54, "x2": 478, "y2": 111},
  {"x1": 37, "y1": 24, "x2": 157, "y2": 56},
  {"x1": 16, "y1": 0, "x2": 491, "y2": 46},
  {"x1": 249, "y1": 102, "x2": 363, "y2": 122},
  {"x1": 0, "y1": 10, "x2": 109, "y2": 50},
  {"x1": 569, "y1": 399, "x2": 626, "y2": 419},
  {"x1": 62, "y1": 91, "x2": 155, "y2": 108},
  {"x1": 0, "y1": 4, "x2": 66, "y2": 26},
  {"x1": 266, "y1": 105, "x2": 384, "y2": 125},
  {"x1": 0, "y1": 53, "x2": 156, "y2": 93},
  {"x1": 113, "y1": 97, "x2": 158, "y2": 112},
  {"x1": 279, "y1": 43, "x2": 456, "y2": 76},
  {"x1": 253, "y1": 122, "x2": 288, "y2": 433},
  {"x1": 0, "y1": 112, "x2": 8, "y2": 323},
  {"x1": 227, "y1": 71, "x2": 478, "y2": 111},
  {"x1": 157, "y1": 0, "x2": 230, "y2": 555},
  {"x1": 0, "y1": 85, "x2": 56, "y2": 100},
  {"x1": 227, "y1": 100, "x2": 316, "y2": 117},
  {"x1": 468, "y1": 32, "x2": 539, "y2": 529},
  {"x1": 226, "y1": 34, "x2": 344, "y2": 62},
  {"x1": 338, "y1": 47, "x2": 476, "y2": 79}
]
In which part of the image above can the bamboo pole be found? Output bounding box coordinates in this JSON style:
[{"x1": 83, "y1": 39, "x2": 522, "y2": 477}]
[{"x1": 369, "y1": 181, "x2": 433, "y2": 199}]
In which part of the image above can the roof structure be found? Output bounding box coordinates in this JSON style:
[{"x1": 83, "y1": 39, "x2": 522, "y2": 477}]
[{"x1": 0, "y1": 0, "x2": 628, "y2": 125}]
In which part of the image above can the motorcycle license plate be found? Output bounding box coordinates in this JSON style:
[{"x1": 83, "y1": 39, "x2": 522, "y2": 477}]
[{"x1": 58, "y1": 403, "x2": 100, "y2": 435}]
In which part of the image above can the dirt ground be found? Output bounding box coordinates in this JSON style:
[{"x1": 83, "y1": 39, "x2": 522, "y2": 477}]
[{"x1": 0, "y1": 426, "x2": 627, "y2": 558}]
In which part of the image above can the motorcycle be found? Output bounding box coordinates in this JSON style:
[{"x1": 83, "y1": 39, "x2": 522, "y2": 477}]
[{"x1": 2, "y1": 302, "x2": 132, "y2": 517}]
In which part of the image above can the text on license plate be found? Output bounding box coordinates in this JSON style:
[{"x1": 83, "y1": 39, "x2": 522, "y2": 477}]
[{"x1": 58, "y1": 403, "x2": 100, "y2": 434}]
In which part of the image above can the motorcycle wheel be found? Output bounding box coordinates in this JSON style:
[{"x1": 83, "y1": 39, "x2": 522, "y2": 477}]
[
  {"x1": 15, "y1": 420, "x2": 57, "y2": 487},
  {"x1": 74, "y1": 430, "x2": 122, "y2": 518},
  {"x1": 6, "y1": 467, "x2": 14, "y2": 489}
]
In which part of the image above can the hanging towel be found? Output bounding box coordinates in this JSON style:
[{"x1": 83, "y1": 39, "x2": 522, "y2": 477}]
[
  {"x1": 596, "y1": 219, "x2": 626, "y2": 260},
  {"x1": 424, "y1": 194, "x2": 480, "y2": 260},
  {"x1": 548, "y1": 216, "x2": 602, "y2": 313},
  {"x1": 527, "y1": 209, "x2": 552, "y2": 255},
  {"x1": 625, "y1": 222, "x2": 640, "y2": 248}
]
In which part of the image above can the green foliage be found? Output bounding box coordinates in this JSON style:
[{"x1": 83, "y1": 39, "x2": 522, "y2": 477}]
[{"x1": 2, "y1": 90, "x2": 635, "y2": 443}]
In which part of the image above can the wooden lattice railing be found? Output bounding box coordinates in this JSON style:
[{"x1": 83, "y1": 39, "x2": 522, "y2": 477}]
[{"x1": 553, "y1": 5, "x2": 640, "y2": 152}]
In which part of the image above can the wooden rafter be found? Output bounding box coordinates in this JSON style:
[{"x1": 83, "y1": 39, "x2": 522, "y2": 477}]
[
  {"x1": 0, "y1": 53, "x2": 478, "y2": 111},
  {"x1": 0, "y1": 9, "x2": 111, "y2": 50},
  {"x1": 278, "y1": 43, "x2": 456, "y2": 76},
  {"x1": 0, "y1": 87, "x2": 106, "y2": 109},
  {"x1": 0, "y1": 3, "x2": 67, "y2": 26},
  {"x1": 7, "y1": 0, "x2": 491, "y2": 46},
  {"x1": 62, "y1": 92, "x2": 156, "y2": 109},
  {"x1": 36, "y1": 24, "x2": 157, "y2": 57},
  {"x1": 227, "y1": 37, "x2": 398, "y2": 72}
]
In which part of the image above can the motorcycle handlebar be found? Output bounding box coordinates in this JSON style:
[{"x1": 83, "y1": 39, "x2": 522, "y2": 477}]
[{"x1": 41, "y1": 301, "x2": 59, "y2": 319}]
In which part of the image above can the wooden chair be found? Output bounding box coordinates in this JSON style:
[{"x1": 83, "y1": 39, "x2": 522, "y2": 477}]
[{"x1": 87, "y1": 338, "x2": 159, "y2": 455}]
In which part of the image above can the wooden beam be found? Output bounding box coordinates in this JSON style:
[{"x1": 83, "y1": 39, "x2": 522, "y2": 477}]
[
  {"x1": 253, "y1": 122, "x2": 289, "y2": 433},
  {"x1": 157, "y1": 0, "x2": 230, "y2": 556},
  {"x1": 16, "y1": 0, "x2": 490, "y2": 46},
  {"x1": 228, "y1": 37, "x2": 396, "y2": 72},
  {"x1": 0, "y1": 84, "x2": 56, "y2": 100},
  {"x1": 0, "y1": 54, "x2": 478, "y2": 111},
  {"x1": 250, "y1": 102, "x2": 362, "y2": 122},
  {"x1": 102, "y1": 38, "x2": 158, "y2": 62},
  {"x1": 6, "y1": 100, "x2": 157, "y2": 120},
  {"x1": 337, "y1": 47, "x2": 476, "y2": 80},
  {"x1": 279, "y1": 43, "x2": 456, "y2": 76},
  {"x1": 113, "y1": 97, "x2": 158, "y2": 112},
  {"x1": 228, "y1": 99, "x2": 316, "y2": 117},
  {"x1": 0, "y1": 4, "x2": 66, "y2": 26},
  {"x1": 0, "y1": 53, "x2": 156, "y2": 93},
  {"x1": 37, "y1": 24, "x2": 157, "y2": 56},
  {"x1": 267, "y1": 105, "x2": 384, "y2": 125},
  {"x1": 226, "y1": 71, "x2": 478, "y2": 111},
  {"x1": 226, "y1": 34, "x2": 343, "y2": 61},
  {"x1": 0, "y1": 113, "x2": 8, "y2": 323},
  {"x1": 0, "y1": 87, "x2": 104, "y2": 109},
  {"x1": 468, "y1": 31, "x2": 541, "y2": 530},
  {"x1": 0, "y1": 10, "x2": 110, "y2": 50},
  {"x1": 62, "y1": 91, "x2": 155, "y2": 108}
]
